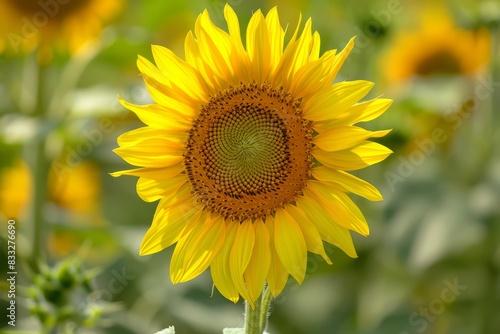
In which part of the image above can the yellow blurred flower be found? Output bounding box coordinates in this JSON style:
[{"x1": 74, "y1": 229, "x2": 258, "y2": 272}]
[
  {"x1": 0, "y1": 159, "x2": 33, "y2": 219},
  {"x1": 47, "y1": 226, "x2": 119, "y2": 261},
  {"x1": 47, "y1": 160, "x2": 116, "y2": 260},
  {"x1": 114, "y1": 5, "x2": 392, "y2": 306},
  {"x1": 0, "y1": 0, "x2": 123, "y2": 56},
  {"x1": 0, "y1": 159, "x2": 101, "y2": 218},
  {"x1": 384, "y1": 8, "x2": 490, "y2": 81},
  {"x1": 0, "y1": 158, "x2": 106, "y2": 258},
  {"x1": 48, "y1": 160, "x2": 101, "y2": 215},
  {"x1": 47, "y1": 229, "x2": 80, "y2": 257}
]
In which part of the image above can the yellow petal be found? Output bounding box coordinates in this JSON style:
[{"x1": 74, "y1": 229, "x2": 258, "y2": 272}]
[
  {"x1": 138, "y1": 54, "x2": 204, "y2": 106},
  {"x1": 184, "y1": 30, "x2": 226, "y2": 94},
  {"x1": 271, "y1": 11, "x2": 302, "y2": 85},
  {"x1": 113, "y1": 146, "x2": 183, "y2": 169},
  {"x1": 224, "y1": 4, "x2": 252, "y2": 83},
  {"x1": 224, "y1": 4, "x2": 244, "y2": 52},
  {"x1": 333, "y1": 98, "x2": 393, "y2": 126},
  {"x1": 195, "y1": 11, "x2": 233, "y2": 84},
  {"x1": 312, "y1": 167, "x2": 383, "y2": 201},
  {"x1": 265, "y1": 7, "x2": 284, "y2": 73},
  {"x1": 137, "y1": 56, "x2": 183, "y2": 101},
  {"x1": 118, "y1": 97, "x2": 192, "y2": 130},
  {"x1": 151, "y1": 45, "x2": 208, "y2": 102},
  {"x1": 171, "y1": 213, "x2": 226, "y2": 283},
  {"x1": 313, "y1": 125, "x2": 391, "y2": 152},
  {"x1": 287, "y1": 18, "x2": 313, "y2": 80},
  {"x1": 136, "y1": 174, "x2": 186, "y2": 202},
  {"x1": 140, "y1": 186, "x2": 202, "y2": 255},
  {"x1": 266, "y1": 219, "x2": 289, "y2": 298},
  {"x1": 296, "y1": 196, "x2": 357, "y2": 258},
  {"x1": 312, "y1": 141, "x2": 393, "y2": 171},
  {"x1": 139, "y1": 68, "x2": 200, "y2": 111},
  {"x1": 199, "y1": 10, "x2": 232, "y2": 65},
  {"x1": 229, "y1": 219, "x2": 255, "y2": 305},
  {"x1": 140, "y1": 207, "x2": 200, "y2": 255},
  {"x1": 244, "y1": 218, "x2": 271, "y2": 303},
  {"x1": 181, "y1": 215, "x2": 226, "y2": 281},
  {"x1": 137, "y1": 55, "x2": 171, "y2": 88},
  {"x1": 211, "y1": 220, "x2": 240, "y2": 303},
  {"x1": 273, "y1": 209, "x2": 307, "y2": 284},
  {"x1": 246, "y1": 9, "x2": 271, "y2": 82},
  {"x1": 110, "y1": 164, "x2": 184, "y2": 180},
  {"x1": 323, "y1": 37, "x2": 355, "y2": 84},
  {"x1": 114, "y1": 128, "x2": 185, "y2": 168},
  {"x1": 285, "y1": 204, "x2": 331, "y2": 264},
  {"x1": 291, "y1": 38, "x2": 360, "y2": 110},
  {"x1": 309, "y1": 31, "x2": 321, "y2": 61},
  {"x1": 307, "y1": 182, "x2": 369, "y2": 236},
  {"x1": 275, "y1": 18, "x2": 313, "y2": 89},
  {"x1": 302, "y1": 80, "x2": 374, "y2": 122},
  {"x1": 289, "y1": 49, "x2": 336, "y2": 99},
  {"x1": 117, "y1": 127, "x2": 186, "y2": 147}
]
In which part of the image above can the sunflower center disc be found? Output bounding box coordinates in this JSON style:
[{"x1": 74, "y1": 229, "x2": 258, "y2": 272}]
[{"x1": 184, "y1": 83, "x2": 313, "y2": 221}]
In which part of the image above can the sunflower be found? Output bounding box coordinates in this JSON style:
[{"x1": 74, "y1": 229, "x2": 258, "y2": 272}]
[
  {"x1": 0, "y1": 159, "x2": 101, "y2": 219},
  {"x1": 48, "y1": 160, "x2": 101, "y2": 215},
  {"x1": 0, "y1": 0, "x2": 123, "y2": 56},
  {"x1": 384, "y1": 7, "x2": 490, "y2": 82},
  {"x1": 0, "y1": 159, "x2": 32, "y2": 219},
  {"x1": 113, "y1": 5, "x2": 392, "y2": 306}
]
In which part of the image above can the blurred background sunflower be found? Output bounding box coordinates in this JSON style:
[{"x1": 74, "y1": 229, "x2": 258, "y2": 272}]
[
  {"x1": 0, "y1": 0, "x2": 123, "y2": 59},
  {"x1": 383, "y1": 5, "x2": 490, "y2": 82},
  {"x1": 1, "y1": 0, "x2": 499, "y2": 333}
]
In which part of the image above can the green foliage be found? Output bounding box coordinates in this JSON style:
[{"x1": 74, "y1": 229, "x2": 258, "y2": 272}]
[{"x1": 1, "y1": 0, "x2": 499, "y2": 333}]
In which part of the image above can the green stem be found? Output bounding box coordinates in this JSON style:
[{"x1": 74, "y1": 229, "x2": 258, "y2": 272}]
[
  {"x1": 244, "y1": 285, "x2": 273, "y2": 334},
  {"x1": 31, "y1": 137, "x2": 50, "y2": 267},
  {"x1": 492, "y1": 19, "x2": 500, "y2": 130},
  {"x1": 26, "y1": 37, "x2": 103, "y2": 272},
  {"x1": 259, "y1": 286, "x2": 273, "y2": 332},
  {"x1": 481, "y1": 19, "x2": 500, "y2": 334},
  {"x1": 487, "y1": 24, "x2": 499, "y2": 334},
  {"x1": 244, "y1": 297, "x2": 262, "y2": 334},
  {"x1": 28, "y1": 58, "x2": 49, "y2": 271},
  {"x1": 47, "y1": 42, "x2": 102, "y2": 119}
]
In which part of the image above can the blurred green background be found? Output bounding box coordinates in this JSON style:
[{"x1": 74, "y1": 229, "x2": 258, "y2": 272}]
[{"x1": 1, "y1": 0, "x2": 499, "y2": 333}]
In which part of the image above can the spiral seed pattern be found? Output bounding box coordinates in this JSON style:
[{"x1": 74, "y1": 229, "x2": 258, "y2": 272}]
[{"x1": 184, "y1": 83, "x2": 313, "y2": 221}]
